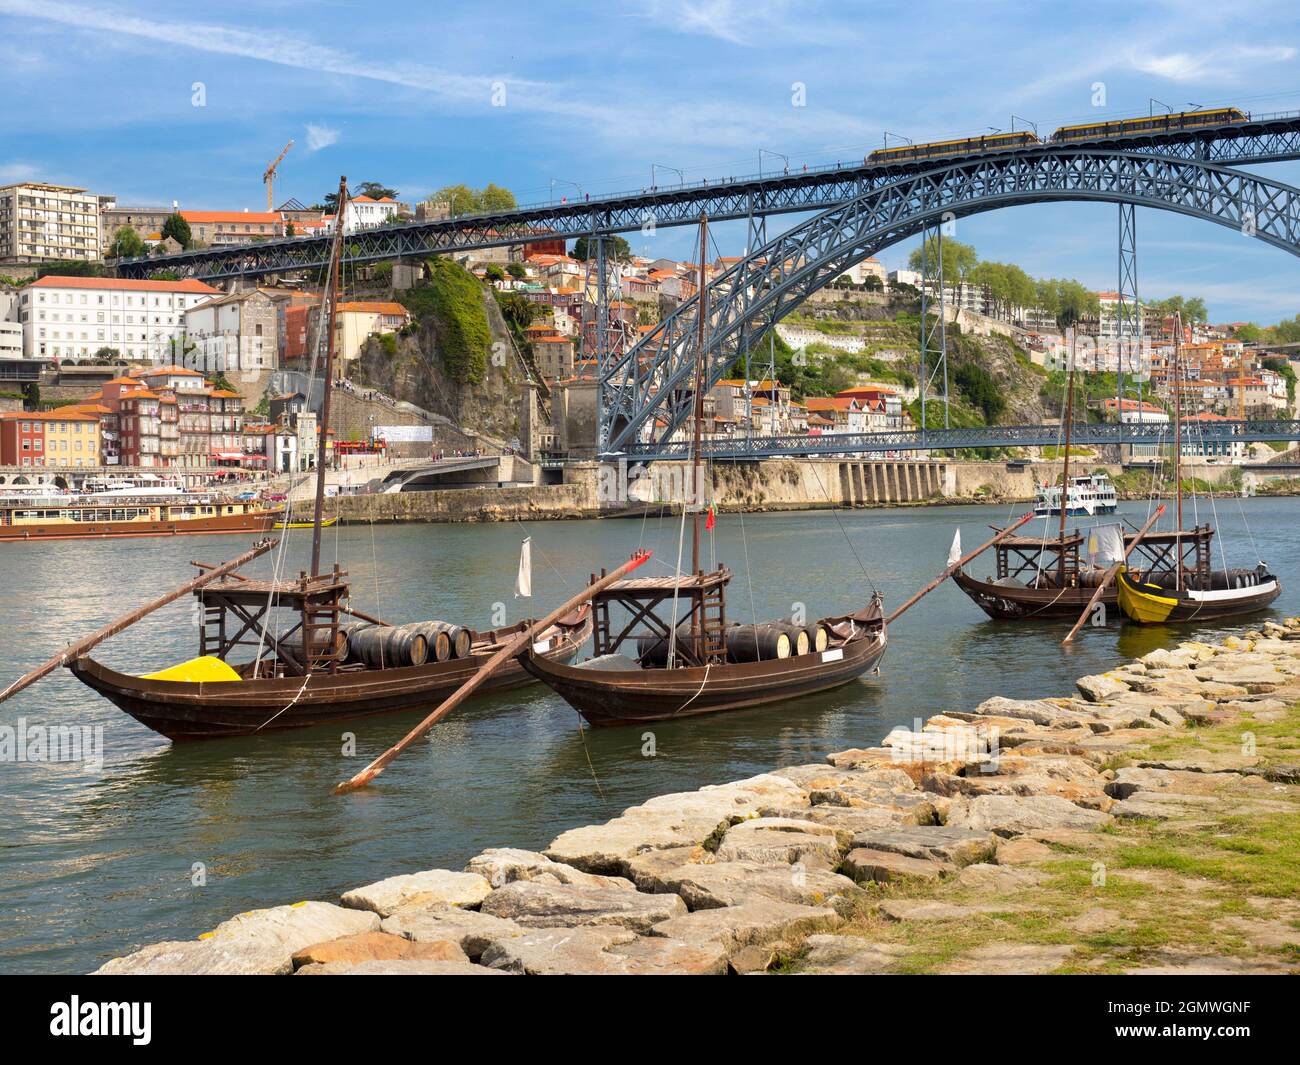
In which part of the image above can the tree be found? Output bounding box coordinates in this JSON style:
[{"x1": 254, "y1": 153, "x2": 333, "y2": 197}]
[
  {"x1": 1148, "y1": 294, "x2": 1208, "y2": 322},
  {"x1": 356, "y1": 182, "x2": 398, "y2": 201},
  {"x1": 108, "y1": 226, "x2": 145, "y2": 259},
  {"x1": 425, "y1": 183, "x2": 517, "y2": 217},
  {"x1": 92, "y1": 346, "x2": 121, "y2": 364},
  {"x1": 506, "y1": 261, "x2": 527, "y2": 279},
  {"x1": 908, "y1": 236, "x2": 977, "y2": 287},
  {"x1": 161, "y1": 212, "x2": 192, "y2": 249},
  {"x1": 484, "y1": 263, "x2": 506, "y2": 283},
  {"x1": 570, "y1": 234, "x2": 632, "y2": 261},
  {"x1": 862, "y1": 274, "x2": 883, "y2": 292},
  {"x1": 285, "y1": 220, "x2": 296, "y2": 237}
]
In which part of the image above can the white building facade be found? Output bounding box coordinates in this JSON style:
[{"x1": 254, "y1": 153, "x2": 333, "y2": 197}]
[{"x1": 18, "y1": 276, "x2": 222, "y2": 362}]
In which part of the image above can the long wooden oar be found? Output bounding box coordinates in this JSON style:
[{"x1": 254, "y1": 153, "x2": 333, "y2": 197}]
[
  {"x1": 1061, "y1": 504, "x2": 1165, "y2": 645},
  {"x1": 886, "y1": 511, "x2": 1034, "y2": 624},
  {"x1": 0, "y1": 539, "x2": 277, "y2": 707},
  {"x1": 334, "y1": 549, "x2": 653, "y2": 794}
]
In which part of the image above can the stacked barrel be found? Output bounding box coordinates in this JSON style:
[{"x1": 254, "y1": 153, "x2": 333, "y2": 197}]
[{"x1": 341, "y1": 620, "x2": 476, "y2": 669}]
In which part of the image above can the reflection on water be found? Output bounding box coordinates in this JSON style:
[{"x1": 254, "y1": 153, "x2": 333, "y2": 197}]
[{"x1": 0, "y1": 497, "x2": 1295, "y2": 972}]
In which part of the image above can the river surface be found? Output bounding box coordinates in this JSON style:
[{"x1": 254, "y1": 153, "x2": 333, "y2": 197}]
[{"x1": 1, "y1": 497, "x2": 1296, "y2": 973}]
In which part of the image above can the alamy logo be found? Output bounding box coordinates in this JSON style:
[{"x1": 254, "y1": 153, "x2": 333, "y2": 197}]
[{"x1": 50, "y1": 997, "x2": 151, "y2": 1045}]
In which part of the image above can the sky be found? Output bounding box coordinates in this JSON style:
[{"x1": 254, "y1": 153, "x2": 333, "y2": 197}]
[{"x1": 3, "y1": 0, "x2": 1300, "y2": 322}]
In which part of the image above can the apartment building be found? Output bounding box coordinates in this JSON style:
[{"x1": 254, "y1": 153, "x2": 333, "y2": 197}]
[
  {"x1": 0, "y1": 183, "x2": 101, "y2": 263},
  {"x1": 0, "y1": 408, "x2": 101, "y2": 467},
  {"x1": 98, "y1": 201, "x2": 173, "y2": 254},
  {"x1": 18, "y1": 275, "x2": 222, "y2": 361},
  {"x1": 182, "y1": 288, "x2": 278, "y2": 373},
  {"x1": 180, "y1": 210, "x2": 284, "y2": 246}
]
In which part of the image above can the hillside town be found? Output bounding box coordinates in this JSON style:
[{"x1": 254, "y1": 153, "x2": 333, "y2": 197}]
[{"x1": 1, "y1": 177, "x2": 1298, "y2": 484}]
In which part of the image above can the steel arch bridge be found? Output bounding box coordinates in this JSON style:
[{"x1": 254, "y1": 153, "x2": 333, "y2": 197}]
[
  {"x1": 602, "y1": 149, "x2": 1300, "y2": 458},
  {"x1": 117, "y1": 113, "x2": 1300, "y2": 282}
]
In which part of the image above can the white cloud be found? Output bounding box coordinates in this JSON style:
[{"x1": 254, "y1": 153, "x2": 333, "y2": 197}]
[
  {"x1": 0, "y1": 162, "x2": 40, "y2": 183},
  {"x1": 305, "y1": 124, "x2": 340, "y2": 152},
  {"x1": 1131, "y1": 45, "x2": 1297, "y2": 83}
]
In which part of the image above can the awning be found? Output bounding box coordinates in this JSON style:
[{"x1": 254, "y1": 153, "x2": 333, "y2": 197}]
[{"x1": 210, "y1": 450, "x2": 244, "y2": 461}]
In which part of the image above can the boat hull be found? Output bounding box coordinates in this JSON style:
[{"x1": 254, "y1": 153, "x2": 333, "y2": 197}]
[
  {"x1": 0, "y1": 510, "x2": 279, "y2": 542},
  {"x1": 952, "y1": 569, "x2": 1115, "y2": 620},
  {"x1": 1116, "y1": 570, "x2": 1282, "y2": 624},
  {"x1": 68, "y1": 615, "x2": 591, "y2": 740},
  {"x1": 519, "y1": 618, "x2": 887, "y2": 726}
]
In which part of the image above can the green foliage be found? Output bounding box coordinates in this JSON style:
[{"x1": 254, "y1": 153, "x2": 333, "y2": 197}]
[
  {"x1": 506, "y1": 261, "x2": 527, "y2": 279},
  {"x1": 1147, "y1": 294, "x2": 1208, "y2": 323},
  {"x1": 484, "y1": 263, "x2": 506, "y2": 282},
  {"x1": 108, "y1": 226, "x2": 145, "y2": 259},
  {"x1": 399, "y1": 259, "x2": 492, "y2": 384},
  {"x1": 908, "y1": 237, "x2": 977, "y2": 286},
  {"x1": 493, "y1": 289, "x2": 536, "y2": 332},
  {"x1": 952, "y1": 361, "x2": 1006, "y2": 422},
  {"x1": 161, "y1": 212, "x2": 192, "y2": 249},
  {"x1": 376, "y1": 332, "x2": 399, "y2": 358},
  {"x1": 426, "y1": 183, "x2": 516, "y2": 216},
  {"x1": 23, "y1": 382, "x2": 39, "y2": 408},
  {"x1": 209, "y1": 371, "x2": 236, "y2": 393},
  {"x1": 92, "y1": 346, "x2": 121, "y2": 363},
  {"x1": 35, "y1": 260, "x2": 107, "y2": 280},
  {"x1": 1263, "y1": 356, "x2": 1297, "y2": 404},
  {"x1": 149, "y1": 270, "x2": 181, "y2": 281},
  {"x1": 571, "y1": 234, "x2": 632, "y2": 261}
]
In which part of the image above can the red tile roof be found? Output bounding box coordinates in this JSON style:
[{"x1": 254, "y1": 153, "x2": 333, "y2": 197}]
[{"x1": 29, "y1": 276, "x2": 220, "y2": 294}]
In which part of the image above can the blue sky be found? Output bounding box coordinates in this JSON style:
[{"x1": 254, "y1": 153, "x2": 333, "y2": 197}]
[{"x1": 3, "y1": 0, "x2": 1300, "y2": 322}]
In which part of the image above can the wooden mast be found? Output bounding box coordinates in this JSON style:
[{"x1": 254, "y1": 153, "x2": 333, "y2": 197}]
[
  {"x1": 690, "y1": 212, "x2": 708, "y2": 660},
  {"x1": 334, "y1": 549, "x2": 653, "y2": 793},
  {"x1": 310, "y1": 175, "x2": 349, "y2": 578},
  {"x1": 1058, "y1": 327, "x2": 1077, "y2": 585},
  {"x1": 1172, "y1": 311, "x2": 1183, "y2": 590}
]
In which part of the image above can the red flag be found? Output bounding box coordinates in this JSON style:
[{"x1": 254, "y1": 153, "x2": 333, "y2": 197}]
[{"x1": 705, "y1": 503, "x2": 715, "y2": 530}]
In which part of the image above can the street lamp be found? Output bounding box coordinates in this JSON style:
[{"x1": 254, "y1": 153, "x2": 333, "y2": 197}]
[
  {"x1": 650, "y1": 164, "x2": 684, "y2": 190},
  {"x1": 882, "y1": 131, "x2": 913, "y2": 149},
  {"x1": 758, "y1": 149, "x2": 788, "y2": 177},
  {"x1": 550, "y1": 178, "x2": 585, "y2": 204}
]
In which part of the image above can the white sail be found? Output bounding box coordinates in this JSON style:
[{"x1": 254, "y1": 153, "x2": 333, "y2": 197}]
[
  {"x1": 947, "y1": 529, "x2": 962, "y2": 568},
  {"x1": 514, "y1": 537, "x2": 532, "y2": 598}
]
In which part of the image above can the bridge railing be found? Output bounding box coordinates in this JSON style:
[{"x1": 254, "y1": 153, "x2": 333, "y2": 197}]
[{"x1": 611, "y1": 420, "x2": 1300, "y2": 461}]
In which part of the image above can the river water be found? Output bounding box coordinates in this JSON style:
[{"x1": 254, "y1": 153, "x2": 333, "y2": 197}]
[{"x1": 1, "y1": 497, "x2": 1295, "y2": 973}]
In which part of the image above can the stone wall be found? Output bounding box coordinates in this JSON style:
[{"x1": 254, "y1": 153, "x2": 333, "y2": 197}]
[{"x1": 333, "y1": 481, "x2": 598, "y2": 524}]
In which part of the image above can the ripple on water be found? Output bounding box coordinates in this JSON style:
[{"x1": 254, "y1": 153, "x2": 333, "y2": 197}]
[{"x1": 0, "y1": 500, "x2": 1295, "y2": 972}]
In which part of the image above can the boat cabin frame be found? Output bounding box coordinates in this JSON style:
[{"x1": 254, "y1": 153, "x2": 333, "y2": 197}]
[
  {"x1": 196, "y1": 565, "x2": 348, "y2": 678},
  {"x1": 590, "y1": 565, "x2": 731, "y2": 667},
  {"x1": 988, "y1": 524, "x2": 1214, "y2": 589}
]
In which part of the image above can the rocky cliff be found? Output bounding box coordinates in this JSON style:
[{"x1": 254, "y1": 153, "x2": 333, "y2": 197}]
[{"x1": 351, "y1": 274, "x2": 527, "y2": 444}]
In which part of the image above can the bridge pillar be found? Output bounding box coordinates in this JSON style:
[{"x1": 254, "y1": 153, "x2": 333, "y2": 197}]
[
  {"x1": 851, "y1": 463, "x2": 865, "y2": 506},
  {"x1": 872, "y1": 463, "x2": 885, "y2": 503}
]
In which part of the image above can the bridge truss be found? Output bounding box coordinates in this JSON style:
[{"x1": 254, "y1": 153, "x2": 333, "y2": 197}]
[
  {"x1": 597, "y1": 150, "x2": 1300, "y2": 456},
  {"x1": 118, "y1": 115, "x2": 1300, "y2": 282}
]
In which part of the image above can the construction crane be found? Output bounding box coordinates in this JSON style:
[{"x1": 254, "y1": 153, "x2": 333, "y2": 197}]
[{"x1": 263, "y1": 140, "x2": 293, "y2": 212}]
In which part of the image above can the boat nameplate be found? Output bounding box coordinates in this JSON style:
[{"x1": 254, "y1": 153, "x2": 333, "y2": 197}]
[{"x1": 821, "y1": 648, "x2": 844, "y2": 663}]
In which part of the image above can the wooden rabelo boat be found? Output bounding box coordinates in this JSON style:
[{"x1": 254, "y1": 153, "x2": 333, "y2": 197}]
[
  {"x1": 518, "y1": 213, "x2": 888, "y2": 727},
  {"x1": 2, "y1": 177, "x2": 591, "y2": 742},
  {"x1": 1115, "y1": 312, "x2": 1281, "y2": 625},
  {"x1": 68, "y1": 573, "x2": 591, "y2": 739},
  {"x1": 519, "y1": 567, "x2": 886, "y2": 726},
  {"x1": 953, "y1": 525, "x2": 1230, "y2": 621}
]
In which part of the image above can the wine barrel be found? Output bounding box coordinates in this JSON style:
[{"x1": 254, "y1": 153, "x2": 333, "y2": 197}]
[
  {"x1": 409, "y1": 623, "x2": 451, "y2": 663},
  {"x1": 346, "y1": 623, "x2": 428, "y2": 669},
  {"x1": 636, "y1": 623, "x2": 693, "y2": 667},
  {"x1": 805, "y1": 623, "x2": 829, "y2": 654},
  {"x1": 416, "y1": 620, "x2": 471, "y2": 659},
  {"x1": 774, "y1": 622, "x2": 810, "y2": 657},
  {"x1": 725, "y1": 623, "x2": 791, "y2": 663}
]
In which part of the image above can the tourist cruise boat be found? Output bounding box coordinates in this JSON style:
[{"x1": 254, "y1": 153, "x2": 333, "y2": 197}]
[
  {"x1": 0, "y1": 495, "x2": 280, "y2": 541},
  {"x1": 1033, "y1": 472, "x2": 1117, "y2": 517}
]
